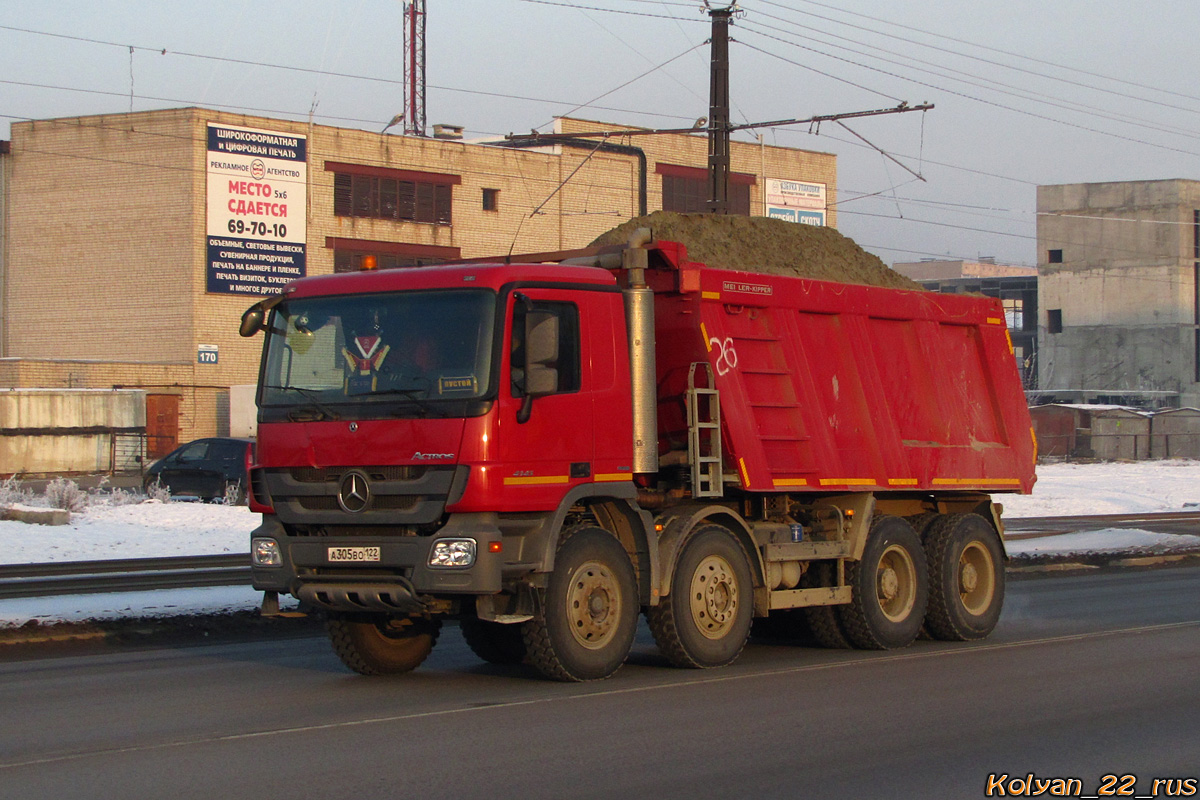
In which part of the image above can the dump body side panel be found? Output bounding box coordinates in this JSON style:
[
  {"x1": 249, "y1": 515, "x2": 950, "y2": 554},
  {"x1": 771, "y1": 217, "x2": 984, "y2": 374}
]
[{"x1": 650, "y1": 256, "x2": 1035, "y2": 495}]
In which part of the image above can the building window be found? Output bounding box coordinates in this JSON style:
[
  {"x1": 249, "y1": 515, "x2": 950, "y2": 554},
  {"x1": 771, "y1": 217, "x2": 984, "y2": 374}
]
[
  {"x1": 326, "y1": 162, "x2": 459, "y2": 226},
  {"x1": 326, "y1": 237, "x2": 461, "y2": 273},
  {"x1": 1002, "y1": 297, "x2": 1023, "y2": 330},
  {"x1": 1048, "y1": 249, "x2": 1063, "y2": 264},
  {"x1": 1048, "y1": 309, "x2": 1063, "y2": 334},
  {"x1": 656, "y1": 164, "x2": 754, "y2": 216},
  {"x1": 482, "y1": 188, "x2": 499, "y2": 212}
]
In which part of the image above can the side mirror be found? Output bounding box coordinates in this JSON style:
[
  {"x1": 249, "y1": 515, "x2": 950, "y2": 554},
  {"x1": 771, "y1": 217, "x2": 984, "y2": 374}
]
[
  {"x1": 516, "y1": 301, "x2": 560, "y2": 424},
  {"x1": 239, "y1": 292, "x2": 288, "y2": 337},
  {"x1": 239, "y1": 306, "x2": 265, "y2": 337}
]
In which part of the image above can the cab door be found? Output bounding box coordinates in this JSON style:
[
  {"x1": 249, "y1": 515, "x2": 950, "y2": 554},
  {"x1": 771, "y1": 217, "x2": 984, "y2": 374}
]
[{"x1": 495, "y1": 288, "x2": 595, "y2": 511}]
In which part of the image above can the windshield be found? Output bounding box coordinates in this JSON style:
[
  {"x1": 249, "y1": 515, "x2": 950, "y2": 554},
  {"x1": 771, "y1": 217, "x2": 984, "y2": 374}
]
[{"x1": 260, "y1": 289, "x2": 497, "y2": 412}]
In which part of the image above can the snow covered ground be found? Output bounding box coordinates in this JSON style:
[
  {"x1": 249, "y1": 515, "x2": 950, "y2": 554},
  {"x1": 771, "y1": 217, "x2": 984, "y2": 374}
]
[{"x1": 2, "y1": 461, "x2": 1200, "y2": 626}]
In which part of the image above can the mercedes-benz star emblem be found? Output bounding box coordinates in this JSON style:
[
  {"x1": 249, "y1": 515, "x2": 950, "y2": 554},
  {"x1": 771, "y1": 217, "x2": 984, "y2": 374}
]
[{"x1": 337, "y1": 471, "x2": 372, "y2": 513}]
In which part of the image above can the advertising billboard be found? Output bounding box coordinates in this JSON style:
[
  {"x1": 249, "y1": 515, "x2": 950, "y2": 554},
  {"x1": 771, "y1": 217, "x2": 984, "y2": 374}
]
[
  {"x1": 765, "y1": 178, "x2": 826, "y2": 226},
  {"x1": 206, "y1": 124, "x2": 307, "y2": 295}
]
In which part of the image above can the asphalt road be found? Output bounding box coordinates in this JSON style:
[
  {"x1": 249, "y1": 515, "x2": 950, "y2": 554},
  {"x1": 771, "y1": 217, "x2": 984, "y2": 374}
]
[{"x1": 0, "y1": 567, "x2": 1197, "y2": 800}]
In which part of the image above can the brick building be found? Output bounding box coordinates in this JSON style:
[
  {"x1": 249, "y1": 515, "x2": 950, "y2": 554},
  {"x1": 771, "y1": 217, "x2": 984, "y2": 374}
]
[{"x1": 0, "y1": 107, "x2": 836, "y2": 453}]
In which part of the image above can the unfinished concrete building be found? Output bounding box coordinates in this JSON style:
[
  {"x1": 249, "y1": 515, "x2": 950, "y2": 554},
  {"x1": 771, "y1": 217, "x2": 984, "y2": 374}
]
[{"x1": 1037, "y1": 179, "x2": 1200, "y2": 408}]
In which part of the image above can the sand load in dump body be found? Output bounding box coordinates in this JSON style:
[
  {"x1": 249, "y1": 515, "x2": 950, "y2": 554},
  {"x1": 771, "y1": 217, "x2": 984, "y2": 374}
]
[{"x1": 646, "y1": 239, "x2": 1037, "y2": 498}]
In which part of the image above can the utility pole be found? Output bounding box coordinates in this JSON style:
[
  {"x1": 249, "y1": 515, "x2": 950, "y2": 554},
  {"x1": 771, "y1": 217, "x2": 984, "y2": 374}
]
[
  {"x1": 505, "y1": 2, "x2": 933, "y2": 211},
  {"x1": 403, "y1": 0, "x2": 427, "y2": 136},
  {"x1": 707, "y1": 4, "x2": 735, "y2": 214}
]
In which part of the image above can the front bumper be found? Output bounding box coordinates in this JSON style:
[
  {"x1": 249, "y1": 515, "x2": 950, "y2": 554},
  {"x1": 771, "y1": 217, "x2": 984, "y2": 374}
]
[{"x1": 250, "y1": 512, "x2": 504, "y2": 613}]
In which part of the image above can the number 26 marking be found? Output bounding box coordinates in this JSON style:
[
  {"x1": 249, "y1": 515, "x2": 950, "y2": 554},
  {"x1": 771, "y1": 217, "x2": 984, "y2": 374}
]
[{"x1": 710, "y1": 336, "x2": 738, "y2": 376}]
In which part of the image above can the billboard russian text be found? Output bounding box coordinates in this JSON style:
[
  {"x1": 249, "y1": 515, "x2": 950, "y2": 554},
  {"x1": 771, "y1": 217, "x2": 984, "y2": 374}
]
[{"x1": 206, "y1": 124, "x2": 307, "y2": 295}]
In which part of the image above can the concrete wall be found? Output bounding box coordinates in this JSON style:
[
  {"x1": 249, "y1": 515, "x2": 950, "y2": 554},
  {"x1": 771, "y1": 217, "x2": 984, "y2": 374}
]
[
  {"x1": 0, "y1": 388, "x2": 146, "y2": 475},
  {"x1": 1037, "y1": 179, "x2": 1200, "y2": 407},
  {"x1": 893, "y1": 259, "x2": 1037, "y2": 280},
  {"x1": 229, "y1": 384, "x2": 256, "y2": 438}
]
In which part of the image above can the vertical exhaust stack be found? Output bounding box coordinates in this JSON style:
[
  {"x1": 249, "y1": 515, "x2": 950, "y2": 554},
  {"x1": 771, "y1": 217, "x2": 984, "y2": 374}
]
[{"x1": 622, "y1": 228, "x2": 659, "y2": 476}]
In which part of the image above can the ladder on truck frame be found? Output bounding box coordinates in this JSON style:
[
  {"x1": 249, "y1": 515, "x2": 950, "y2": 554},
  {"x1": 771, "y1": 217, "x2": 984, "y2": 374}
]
[{"x1": 687, "y1": 362, "x2": 724, "y2": 498}]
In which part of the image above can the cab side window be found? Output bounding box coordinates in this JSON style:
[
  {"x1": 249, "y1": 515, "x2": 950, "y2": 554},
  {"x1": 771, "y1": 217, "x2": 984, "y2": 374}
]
[{"x1": 511, "y1": 300, "x2": 581, "y2": 397}]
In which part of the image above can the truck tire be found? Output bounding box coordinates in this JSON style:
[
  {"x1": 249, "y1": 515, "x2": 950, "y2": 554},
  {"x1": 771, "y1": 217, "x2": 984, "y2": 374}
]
[
  {"x1": 327, "y1": 615, "x2": 442, "y2": 675},
  {"x1": 522, "y1": 526, "x2": 638, "y2": 682},
  {"x1": 801, "y1": 561, "x2": 853, "y2": 650},
  {"x1": 460, "y1": 618, "x2": 527, "y2": 665},
  {"x1": 837, "y1": 516, "x2": 928, "y2": 650},
  {"x1": 922, "y1": 513, "x2": 1005, "y2": 641},
  {"x1": 648, "y1": 525, "x2": 754, "y2": 669}
]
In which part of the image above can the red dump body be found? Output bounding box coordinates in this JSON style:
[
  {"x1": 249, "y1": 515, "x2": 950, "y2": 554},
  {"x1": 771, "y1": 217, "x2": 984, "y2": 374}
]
[{"x1": 647, "y1": 240, "x2": 1037, "y2": 495}]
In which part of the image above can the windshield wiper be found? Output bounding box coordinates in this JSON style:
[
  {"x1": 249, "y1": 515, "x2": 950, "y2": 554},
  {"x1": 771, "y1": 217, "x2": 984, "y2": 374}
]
[
  {"x1": 368, "y1": 388, "x2": 449, "y2": 418},
  {"x1": 263, "y1": 385, "x2": 342, "y2": 421}
]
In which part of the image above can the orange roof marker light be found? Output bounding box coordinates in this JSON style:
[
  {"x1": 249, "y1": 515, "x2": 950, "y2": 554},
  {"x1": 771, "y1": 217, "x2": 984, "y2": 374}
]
[{"x1": 361, "y1": 254, "x2": 378, "y2": 271}]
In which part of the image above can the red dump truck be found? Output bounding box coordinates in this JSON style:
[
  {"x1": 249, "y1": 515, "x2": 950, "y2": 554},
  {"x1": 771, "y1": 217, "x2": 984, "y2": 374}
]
[{"x1": 240, "y1": 230, "x2": 1036, "y2": 681}]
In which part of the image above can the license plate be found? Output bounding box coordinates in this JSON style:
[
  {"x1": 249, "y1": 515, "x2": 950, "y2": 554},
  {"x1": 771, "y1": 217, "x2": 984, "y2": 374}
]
[{"x1": 327, "y1": 546, "x2": 381, "y2": 563}]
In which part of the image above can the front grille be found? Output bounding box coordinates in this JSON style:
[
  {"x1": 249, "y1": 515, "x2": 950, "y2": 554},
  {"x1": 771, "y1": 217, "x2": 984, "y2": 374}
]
[
  {"x1": 291, "y1": 466, "x2": 426, "y2": 483},
  {"x1": 292, "y1": 525, "x2": 419, "y2": 537},
  {"x1": 296, "y1": 495, "x2": 419, "y2": 512},
  {"x1": 263, "y1": 464, "x2": 459, "y2": 528}
]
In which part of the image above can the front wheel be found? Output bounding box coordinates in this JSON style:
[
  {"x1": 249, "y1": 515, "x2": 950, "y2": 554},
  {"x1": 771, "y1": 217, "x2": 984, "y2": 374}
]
[
  {"x1": 647, "y1": 525, "x2": 754, "y2": 669},
  {"x1": 837, "y1": 516, "x2": 928, "y2": 650},
  {"x1": 327, "y1": 615, "x2": 441, "y2": 675},
  {"x1": 923, "y1": 513, "x2": 1005, "y2": 641},
  {"x1": 522, "y1": 526, "x2": 639, "y2": 682}
]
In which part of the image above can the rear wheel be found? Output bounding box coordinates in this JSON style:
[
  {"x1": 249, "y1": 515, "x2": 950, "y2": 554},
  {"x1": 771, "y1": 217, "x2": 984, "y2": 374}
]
[
  {"x1": 648, "y1": 525, "x2": 754, "y2": 669},
  {"x1": 837, "y1": 516, "x2": 928, "y2": 650},
  {"x1": 801, "y1": 561, "x2": 853, "y2": 649},
  {"x1": 523, "y1": 526, "x2": 638, "y2": 682},
  {"x1": 327, "y1": 615, "x2": 442, "y2": 675},
  {"x1": 460, "y1": 618, "x2": 527, "y2": 665},
  {"x1": 923, "y1": 513, "x2": 1005, "y2": 641}
]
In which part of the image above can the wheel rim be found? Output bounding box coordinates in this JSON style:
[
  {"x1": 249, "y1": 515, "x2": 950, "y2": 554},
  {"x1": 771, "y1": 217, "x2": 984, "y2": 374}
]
[
  {"x1": 958, "y1": 540, "x2": 996, "y2": 616},
  {"x1": 875, "y1": 544, "x2": 917, "y2": 622},
  {"x1": 689, "y1": 554, "x2": 740, "y2": 640},
  {"x1": 566, "y1": 559, "x2": 623, "y2": 650}
]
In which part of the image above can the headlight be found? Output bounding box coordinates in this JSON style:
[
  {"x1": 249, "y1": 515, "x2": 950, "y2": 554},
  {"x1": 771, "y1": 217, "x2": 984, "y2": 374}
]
[
  {"x1": 252, "y1": 538, "x2": 282, "y2": 567},
  {"x1": 429, "y1": 538, "x2": 477, "y2": 568}
]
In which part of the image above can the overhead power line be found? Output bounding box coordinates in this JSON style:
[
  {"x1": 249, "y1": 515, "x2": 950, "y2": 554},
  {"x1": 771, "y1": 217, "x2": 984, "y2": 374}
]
[
  {"x1": 767, "y1": 0, "x2": 1200, "y2": 111},
  {"x1": 736, "y1": 14, "x2": 1200, "y2": 145},
  {"x1": 735, "y1": 25, "x2": 1200, "y2": 159}
]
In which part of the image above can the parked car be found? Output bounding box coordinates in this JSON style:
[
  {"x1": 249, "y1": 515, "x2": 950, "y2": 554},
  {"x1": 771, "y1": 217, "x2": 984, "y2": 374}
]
[{"x1": 144, "y1": 437, "x2": 253, "y2": 504}]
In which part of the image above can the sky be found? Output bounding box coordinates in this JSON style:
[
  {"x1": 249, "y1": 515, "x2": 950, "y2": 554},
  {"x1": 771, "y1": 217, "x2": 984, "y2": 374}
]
[
  {"x1": 3, "y1": 459, "x2": 1200, "y2": 624},
  {"x1": 4, "y1": 1, "x2": 1200, "y2": 268}
]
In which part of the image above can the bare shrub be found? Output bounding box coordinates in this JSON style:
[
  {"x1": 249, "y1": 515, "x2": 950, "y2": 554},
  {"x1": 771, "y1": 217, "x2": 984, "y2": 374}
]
[
  {"x1": 146, "y1": 478, "x2": 172, "y2": 503},
  {"x1": 107, "y1": 487, "x2": 142, "y2": 506},
  {"x1": 0, "y1": 476, "x2": 35, "y2": 507},
  {"x1": 45, "y1": 477, "x2": 89, "y2": 513}
]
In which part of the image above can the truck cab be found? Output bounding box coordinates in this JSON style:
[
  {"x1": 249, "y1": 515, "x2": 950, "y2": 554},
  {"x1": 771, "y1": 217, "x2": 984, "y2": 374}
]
[{"x1": 245, "y1": 260, "x2": 640, "y2": 676}]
